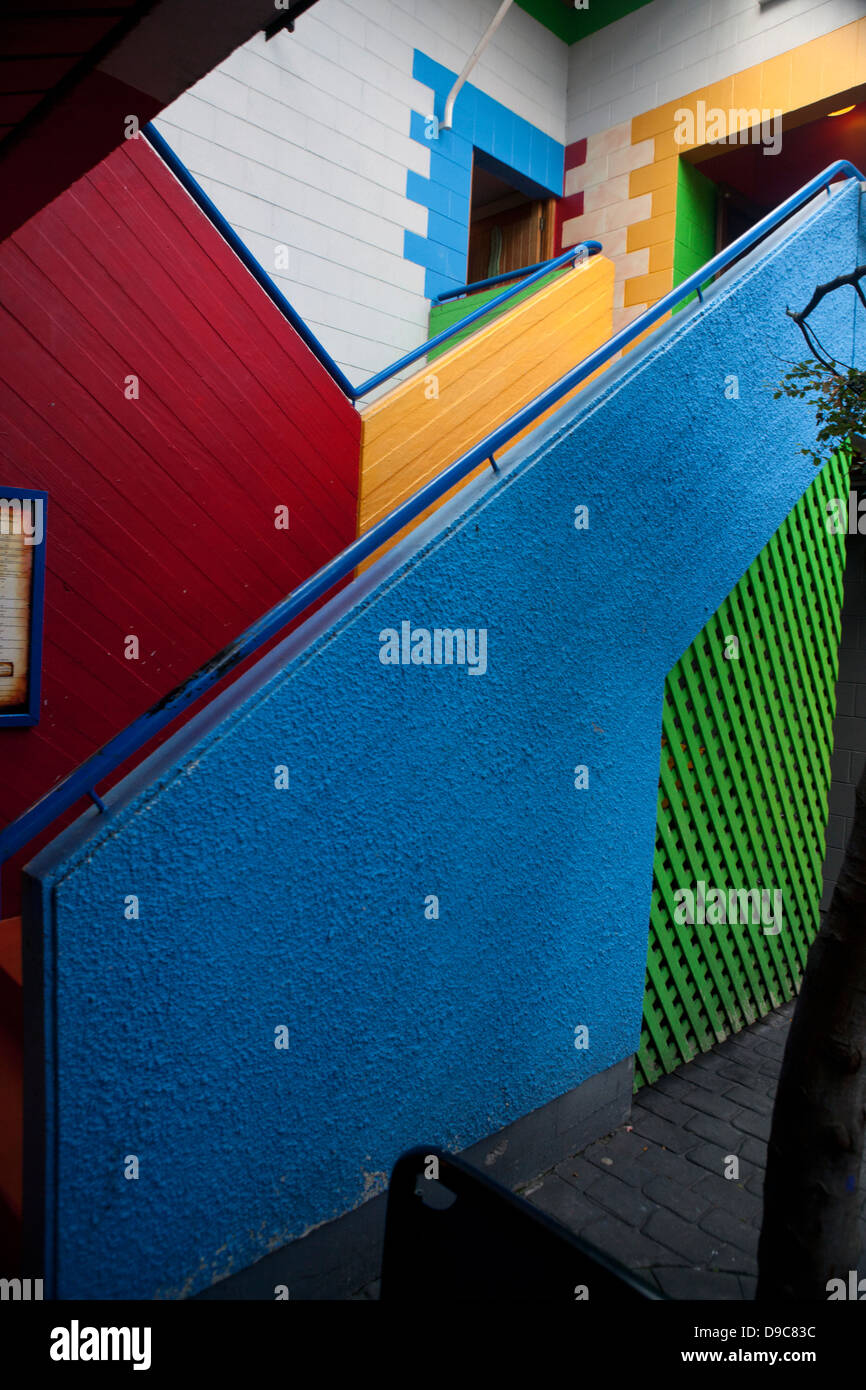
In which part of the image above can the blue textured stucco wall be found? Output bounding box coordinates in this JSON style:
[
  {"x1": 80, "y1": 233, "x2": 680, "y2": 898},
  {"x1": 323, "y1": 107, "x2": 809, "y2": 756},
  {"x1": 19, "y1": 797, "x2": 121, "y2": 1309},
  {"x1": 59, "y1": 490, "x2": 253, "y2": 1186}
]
[{"x1": 27, "y1": 180, "x2": 865, "y2": 1299}]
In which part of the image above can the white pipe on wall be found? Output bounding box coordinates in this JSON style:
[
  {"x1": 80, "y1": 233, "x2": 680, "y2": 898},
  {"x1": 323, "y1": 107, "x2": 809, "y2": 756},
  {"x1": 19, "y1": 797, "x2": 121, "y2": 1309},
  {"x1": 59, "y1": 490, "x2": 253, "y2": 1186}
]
[{"x1": 440, "y1": 0, "x2": 515, "y2": 131}]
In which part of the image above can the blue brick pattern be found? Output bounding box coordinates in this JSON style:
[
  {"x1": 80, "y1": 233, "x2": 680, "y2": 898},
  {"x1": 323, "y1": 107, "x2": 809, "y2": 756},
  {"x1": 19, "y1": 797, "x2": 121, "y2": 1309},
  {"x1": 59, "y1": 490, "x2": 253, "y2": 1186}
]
[{"x1": 406, "y1": 50, "x2": 565, "y2": 300}]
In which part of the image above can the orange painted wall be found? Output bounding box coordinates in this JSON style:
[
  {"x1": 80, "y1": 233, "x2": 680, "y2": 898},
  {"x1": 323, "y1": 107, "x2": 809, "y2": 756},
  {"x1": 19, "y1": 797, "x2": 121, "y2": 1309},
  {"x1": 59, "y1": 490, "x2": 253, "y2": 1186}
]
[{"x1": 357, "y1": 254, "x2": 615, "y2": 565}]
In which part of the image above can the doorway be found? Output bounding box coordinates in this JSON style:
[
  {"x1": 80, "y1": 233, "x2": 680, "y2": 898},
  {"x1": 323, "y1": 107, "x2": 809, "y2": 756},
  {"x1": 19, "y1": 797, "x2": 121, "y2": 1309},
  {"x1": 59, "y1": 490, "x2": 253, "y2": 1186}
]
[
  {"x1": 466, "y1": 155, "x2": 555, "y2": 284},
  {"x1": 688, "y1": 91, "x2": 866, "y2": 259}
]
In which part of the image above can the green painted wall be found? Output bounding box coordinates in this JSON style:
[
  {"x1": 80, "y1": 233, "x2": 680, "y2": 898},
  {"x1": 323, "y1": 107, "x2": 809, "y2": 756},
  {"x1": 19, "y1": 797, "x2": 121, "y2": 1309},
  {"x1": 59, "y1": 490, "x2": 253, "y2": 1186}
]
[
  {"x1": 672, "y1": 159, "x2": 718, "y2": 313},
  {"x1": 427, "y1": 267, "x2": 567, "y2": 361},
  {"x1": 637, "y1": 452, "x2": 849, "y2": 1088},
  {"x1": 515, "y1": 0, "x2": 654, "y2": 45}
]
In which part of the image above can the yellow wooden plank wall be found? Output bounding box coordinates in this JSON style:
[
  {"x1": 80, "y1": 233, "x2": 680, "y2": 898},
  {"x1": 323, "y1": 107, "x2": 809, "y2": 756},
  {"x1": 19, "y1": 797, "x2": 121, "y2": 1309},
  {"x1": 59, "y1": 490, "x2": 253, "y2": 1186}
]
[{"x1": 357, "y1": 254, "x2": 615, "y2": 566}]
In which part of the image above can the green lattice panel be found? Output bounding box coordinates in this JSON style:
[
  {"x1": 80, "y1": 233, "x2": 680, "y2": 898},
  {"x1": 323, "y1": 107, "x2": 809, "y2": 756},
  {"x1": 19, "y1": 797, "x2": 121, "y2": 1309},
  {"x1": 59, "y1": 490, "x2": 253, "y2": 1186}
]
[{"x1": 636, "y1": 453, "x2": 849, "y2": 1088}]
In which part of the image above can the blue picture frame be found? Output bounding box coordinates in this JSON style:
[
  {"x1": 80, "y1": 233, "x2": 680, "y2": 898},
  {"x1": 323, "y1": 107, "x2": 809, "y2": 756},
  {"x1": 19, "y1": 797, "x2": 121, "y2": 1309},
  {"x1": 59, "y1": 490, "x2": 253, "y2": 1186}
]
[{"x1": 0, "y1": 487, "x2": 47, "y2": 727}]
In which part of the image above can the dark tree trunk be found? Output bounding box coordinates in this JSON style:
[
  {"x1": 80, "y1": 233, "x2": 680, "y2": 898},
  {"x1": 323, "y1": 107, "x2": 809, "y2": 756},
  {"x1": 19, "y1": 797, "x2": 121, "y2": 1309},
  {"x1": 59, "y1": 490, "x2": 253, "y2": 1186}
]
[{"x1": 757, "y1": 760, "x2": 866, "y2": 1299}]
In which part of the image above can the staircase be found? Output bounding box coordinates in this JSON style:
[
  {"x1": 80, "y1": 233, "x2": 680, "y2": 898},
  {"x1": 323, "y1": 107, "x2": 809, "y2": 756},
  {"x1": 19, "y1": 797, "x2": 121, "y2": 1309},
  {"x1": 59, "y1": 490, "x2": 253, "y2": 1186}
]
[{"x1": 3, "y1": 163, "x2": 865, "y2": 1300}]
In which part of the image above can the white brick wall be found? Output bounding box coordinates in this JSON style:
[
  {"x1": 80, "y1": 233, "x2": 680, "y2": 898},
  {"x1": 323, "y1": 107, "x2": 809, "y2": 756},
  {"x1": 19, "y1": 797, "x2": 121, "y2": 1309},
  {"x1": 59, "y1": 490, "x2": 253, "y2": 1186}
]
[
  {"x1": 566, "y1": 0, "x2": 865, "y2": 144},
  {"x1": 156, "y1": 0, "x2": 566, "y2": 388}
]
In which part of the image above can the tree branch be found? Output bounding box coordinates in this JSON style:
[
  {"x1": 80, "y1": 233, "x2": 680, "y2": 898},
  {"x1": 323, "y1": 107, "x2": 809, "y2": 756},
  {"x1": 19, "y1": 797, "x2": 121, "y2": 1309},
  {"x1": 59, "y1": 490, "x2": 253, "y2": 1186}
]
[
  {"x1": 789, "y1": 264, "x2": 866, "y2": 323},
  {"x1": 785, "y1": 266, "x2": 866, "y2": 375}
]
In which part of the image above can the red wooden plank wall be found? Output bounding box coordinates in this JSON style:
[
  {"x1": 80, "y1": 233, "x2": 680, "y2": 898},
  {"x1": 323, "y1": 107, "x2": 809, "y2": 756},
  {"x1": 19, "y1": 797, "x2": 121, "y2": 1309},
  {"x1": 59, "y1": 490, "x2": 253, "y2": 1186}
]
[{"x1": 0, "y1": 135, "x2": 362, "y2": 911}]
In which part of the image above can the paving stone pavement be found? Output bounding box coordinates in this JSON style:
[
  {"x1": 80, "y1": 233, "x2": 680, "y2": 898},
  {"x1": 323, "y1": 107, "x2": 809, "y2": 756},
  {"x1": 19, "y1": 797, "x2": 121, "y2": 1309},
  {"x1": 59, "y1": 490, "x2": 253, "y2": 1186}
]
[
  {"x1": 520, "y1": 999, "x2": 866, "y2": 1300},
  {"x1": 352, "y1": 999, "x2": 866, "y2": 1299}
]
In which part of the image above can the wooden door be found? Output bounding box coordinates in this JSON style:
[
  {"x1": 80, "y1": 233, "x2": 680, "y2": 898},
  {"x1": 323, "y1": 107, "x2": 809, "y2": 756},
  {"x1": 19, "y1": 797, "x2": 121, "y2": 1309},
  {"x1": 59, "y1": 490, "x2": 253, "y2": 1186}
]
[{"x1": 467, "y1": 199, "x2": 555, "y2": 284}]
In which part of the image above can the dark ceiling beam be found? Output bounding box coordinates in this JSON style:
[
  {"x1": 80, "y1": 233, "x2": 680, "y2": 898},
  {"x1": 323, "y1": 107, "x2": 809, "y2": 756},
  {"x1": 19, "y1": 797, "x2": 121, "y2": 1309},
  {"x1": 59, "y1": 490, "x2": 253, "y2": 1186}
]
[
  {"x1": 265, "y1": 0, "x2": 322, "y2": 42},
  {"x1": 0, "y1": 2, "x2": 161, "y2": 163},
  {"x1": 0, "y1": 0, "x2": 297, "y2": 242}
]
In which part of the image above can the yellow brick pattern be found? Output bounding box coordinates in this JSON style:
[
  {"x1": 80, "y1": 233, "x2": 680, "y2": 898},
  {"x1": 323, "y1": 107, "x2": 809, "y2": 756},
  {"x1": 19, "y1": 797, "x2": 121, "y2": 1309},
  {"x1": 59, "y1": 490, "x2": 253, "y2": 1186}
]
[{"x1": 606, "y1": 18, "x2": 866, "y2": 326}]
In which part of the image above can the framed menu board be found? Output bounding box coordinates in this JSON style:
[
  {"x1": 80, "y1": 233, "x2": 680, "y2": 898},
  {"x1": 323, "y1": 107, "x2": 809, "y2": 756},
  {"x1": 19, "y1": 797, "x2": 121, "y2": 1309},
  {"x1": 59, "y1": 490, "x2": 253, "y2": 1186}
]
[{"x1": 0, "y1": 489, "x2": 47, "y2": 726}]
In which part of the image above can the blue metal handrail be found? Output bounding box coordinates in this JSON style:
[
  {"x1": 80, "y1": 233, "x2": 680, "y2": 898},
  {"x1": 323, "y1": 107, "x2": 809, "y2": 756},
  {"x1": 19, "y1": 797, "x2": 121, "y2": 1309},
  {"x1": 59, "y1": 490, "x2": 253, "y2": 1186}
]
[
  {"x1": 1, "y1": 160, "x2": 860, "y2": 902},
  {"x1": 351, "y1": 242, "x2": 601, "y2": 398},
  {"x1": 143, "y1": 124, "x2": 600, "y2": 403},
  {"x1": 434, "y1": 257, "x2": 575, "y2": 303}
]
